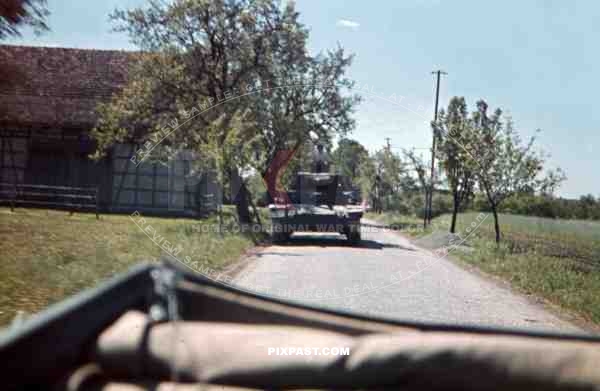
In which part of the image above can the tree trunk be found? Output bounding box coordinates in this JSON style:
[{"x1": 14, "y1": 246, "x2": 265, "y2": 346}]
[
  {"x1": 235, "y1": 181, "x2": 252, "y2": 224},
  {"x1": 450, "y1": 193, "x2": 459, "y2": 233},
  {"x1": 423, "y1": 189, "x2": 429, "y2": 229},
  {"x1": 247, "y1": 187, "x2": 262, "y2": 226},
  {"x1": 218, "y1": 203, "x2": 223, "y2": 237},
  {"x1": 491, "y1": 205, "x2": 500, "y2": 243},
  {"x1": 230, "y1": 167, "x2": 252, "y2": 224}
]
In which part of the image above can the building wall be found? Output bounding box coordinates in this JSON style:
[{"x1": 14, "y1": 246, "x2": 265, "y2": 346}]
[
  {"x1": 0, "y1": 46, "x2": 219, "y2": 216},
  {"x1": 108, "y1": 143, "x2": 218, "y2": 216},
  {"x1": 0, "y1": 132, "x2": 217, "y2": 216},
  {"x1": 0, "y1": 133, "x2": 27, "y2": 184}
]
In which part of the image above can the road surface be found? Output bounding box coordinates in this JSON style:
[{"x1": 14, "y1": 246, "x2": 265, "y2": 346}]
[{"x1": 234, "y1": 219, "x2": 581, "y2": 333}]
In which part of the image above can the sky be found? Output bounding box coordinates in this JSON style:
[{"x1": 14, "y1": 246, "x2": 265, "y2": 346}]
[{"x1": 7, "y1": 0, "x2": 600, "y2": 198}]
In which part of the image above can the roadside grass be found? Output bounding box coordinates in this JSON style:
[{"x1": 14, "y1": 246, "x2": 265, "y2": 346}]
[
  {"x1": 435, "y1": 212, "x2": 600, "y2": 241},
  {"x1": 460, "y1": 236, "x2": 600, "y2": 323},
  {"x1": 0, "y1": 207, "x2": 265, "y2": 327},
  {"x1": 368, "y1": 210, "x2": 600, "y2": 325},
  {"x1": 364, "y1": 212, "x2": 425, "y2": 235}
]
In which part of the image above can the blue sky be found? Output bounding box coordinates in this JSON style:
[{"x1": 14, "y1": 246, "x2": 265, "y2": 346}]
[{"x1": 7, "y1": 0, "x2": 599, "y2": 198}]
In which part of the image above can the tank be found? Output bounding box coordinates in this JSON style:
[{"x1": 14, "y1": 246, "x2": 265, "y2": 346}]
[{"x1": 268, "y1": 168, "x2": 363, "y2": 244}]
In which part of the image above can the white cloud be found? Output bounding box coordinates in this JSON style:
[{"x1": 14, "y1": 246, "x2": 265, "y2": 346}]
[{"x1": 336, "y1": 19, "x2": 360, "y2": 30}]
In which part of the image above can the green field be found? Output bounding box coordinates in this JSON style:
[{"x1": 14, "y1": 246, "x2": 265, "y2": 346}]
[
  {"x1": 436, "y1": 212, "x2": 600, "y2": 240},
  {"x1": 435, "y1": 213, "x2": 600, "y2": 269},
  {"x1": 0, "y1": 207, "x2": 264, "y2": 327},
  {"x1": 368, "y1": 211, "x2": 600, "y2": 326}
]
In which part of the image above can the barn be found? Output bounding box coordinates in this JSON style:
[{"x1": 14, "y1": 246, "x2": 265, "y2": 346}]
[{"x1": 0, "y1": 44, "x2": 217, "y2": 216}]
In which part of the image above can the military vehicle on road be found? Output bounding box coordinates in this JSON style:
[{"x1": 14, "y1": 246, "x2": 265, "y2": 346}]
[{"x1": 268, "y1": 171, "x2": 363, "y2": 244}]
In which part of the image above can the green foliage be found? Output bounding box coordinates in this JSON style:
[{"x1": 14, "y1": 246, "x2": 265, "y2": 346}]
[
  {"x1": 332, "y1": 138, "x2": 369, "y2": 186},
  {"x1": 468, "y1": 100, "x2": 562, "y2": 207},
  {"x1": 356, "y1": 146, "x2": 406, "y2": 212},
  {"x1": 92, "y1": 0, "x2": 360, "y2": 222},
  {"x1": 436, "y1": 96, "x2": 475, "y2": 231},
  {"x1": 493, "y1": 193, "x2": 600, "y2": 220},
  {"x1": 279, "y1": 141, "x2": 317, "y2": 189},
  {"x1": 356, "y1": 151, "x2": 377, "y2": 204},
  {"x1": 377, "y1": 189, "x2": 600, "y2": 223},
  {"x1": 363, "y1": 98, "x2": 567, "y2": 241},
  {"x1": 442, "y1": 98, "x2": 566, "y2": 242},
  {"x1": 375, "y1": 148, "x2": 405, "y2": 195},
  {"x1": 402, "y1": 148, "x2": 428, "y2": 191},
  {"x1": 246, "y1": 171, "x2": 268, "y2": 206}
]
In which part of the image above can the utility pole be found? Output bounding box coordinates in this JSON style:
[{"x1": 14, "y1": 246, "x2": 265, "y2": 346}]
[
  {"x1": 424, "y1": 70, "x2": 447, "y2": 227},
  {"x1": 385, "y1": 137, "x2": 391, "y2": 152}
]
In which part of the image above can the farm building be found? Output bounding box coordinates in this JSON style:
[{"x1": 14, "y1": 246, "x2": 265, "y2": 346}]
[{"x1": 0, "y1": 44, "x2": 217, "y2": 216}]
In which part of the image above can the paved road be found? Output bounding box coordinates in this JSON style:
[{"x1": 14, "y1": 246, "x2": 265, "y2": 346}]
[{"x1": 234, "y1": 220, "x2": 581, "y2": 333}]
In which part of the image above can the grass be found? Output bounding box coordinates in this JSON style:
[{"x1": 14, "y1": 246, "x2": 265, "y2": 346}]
[
  {"x1": 364, "y1": 212, "x2": 424, "y2": 233},
  {"x1": 435, "y1": 212, "x2": 600, "y2": 240},
  {"x1": 369, "y1": 210, "x2": 600, "y2": 325},
  {"x1": 436, "y1": 213, "x2": 600, "y2": 267},
  {"x1": 0, "y1": 207, "x2": 265, "y2": 327}
]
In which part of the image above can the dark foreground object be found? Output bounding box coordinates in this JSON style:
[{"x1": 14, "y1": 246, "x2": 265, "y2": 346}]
[{"x1": 2, "y1": 261, "x2": 600, "y2": 390}]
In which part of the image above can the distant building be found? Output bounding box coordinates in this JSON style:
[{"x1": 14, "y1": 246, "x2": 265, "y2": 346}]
[{"x1": 0, "y1": 44, "x2": 216, "y2": 216}]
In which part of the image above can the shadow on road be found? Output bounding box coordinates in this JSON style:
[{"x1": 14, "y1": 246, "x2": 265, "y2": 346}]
[{"x1": 270, "y1": 234, "x2": 417, "y2": 251}]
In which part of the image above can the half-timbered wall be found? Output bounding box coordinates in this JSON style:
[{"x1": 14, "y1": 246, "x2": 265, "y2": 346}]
[
  {"x1": 0, "y1": 132, "x2": 27, "y2": 184},
  {"x1": 0, "y1": 132, "x2": 217, "y2": 216},
  {"x1": 110, "y1": 143, "x2": 217, "y2": 216}
]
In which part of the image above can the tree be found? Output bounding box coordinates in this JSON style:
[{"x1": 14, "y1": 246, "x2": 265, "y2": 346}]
[
  {"x1": 0, "y1": 0, "x2": 49, "y2": 39},
  {"x1": 468, "y1": 100, "x2": 565, "y2": 243},
  {"x1": 356, "y1": 147, "x2": 405, "y2": 212},
  {"x1": 436, "y1": 97, "x2": 475, "y2": 233},
  {"x1": 403, "y1": 148, "x2": 429, "y2": 221},
  {"x1": 577, "y1": 194, "x2": 597, "y2": 220},
  {"x1": 332, "y1": 138, "x2": 368, "y2": 187},
  {"x1": 278, "y1": 140, "x2": 317, "y2": 189},
  {"x1": 91, "y1": 0, "x2": 359, "y2": 223},
  {"x1": 251, "y1": 44, "x2": 359, "y2": 179},
  {"x1": 356, "y1": 153, "x2": 378, "y2": 212},
  {"x1": 374, "y1": 147, "x2": 404, "y2": 209}
]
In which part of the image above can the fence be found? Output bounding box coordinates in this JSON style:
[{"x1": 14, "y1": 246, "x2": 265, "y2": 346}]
[{"x1": 0, "y1": 183, "x2": 99, "y2": 219}]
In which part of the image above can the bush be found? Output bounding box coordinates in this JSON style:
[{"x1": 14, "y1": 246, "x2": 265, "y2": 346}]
[{"x1": 415, "y1": 193, "x2": 453, "y2": 219}]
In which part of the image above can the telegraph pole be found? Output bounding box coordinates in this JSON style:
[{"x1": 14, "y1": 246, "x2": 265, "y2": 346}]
[{"x1": 424, "y1": 70, "x2": 447, "y2": 227}]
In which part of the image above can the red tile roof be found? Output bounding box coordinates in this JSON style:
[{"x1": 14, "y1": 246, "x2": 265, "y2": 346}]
[{"x1": 0, "y1": 44, "x2": 134, "y2": 129}]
